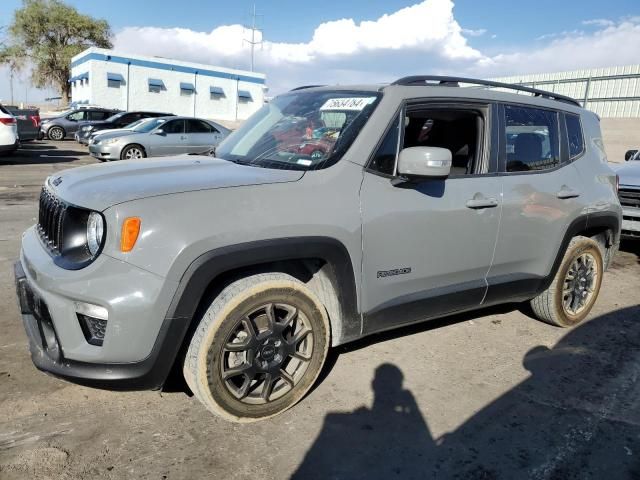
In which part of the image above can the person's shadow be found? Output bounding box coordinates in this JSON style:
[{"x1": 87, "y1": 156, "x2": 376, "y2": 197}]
[
  {"x1": 292, "y1": 364, "x2": 436, "y2": 479},
  {"x1": 292, "y1": 305, "x2": 640, "y2": 479}
]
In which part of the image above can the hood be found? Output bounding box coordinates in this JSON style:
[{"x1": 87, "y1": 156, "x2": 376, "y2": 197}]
[
  {"x1": 46, "y1": 156, "x2": 305, "y2": 211},
  {"x1": 94, "y1": 130, "x2": 140, "y2": 142},
  {"x1": 612, "y1": 161, "x2": 640, "y2": 187}
]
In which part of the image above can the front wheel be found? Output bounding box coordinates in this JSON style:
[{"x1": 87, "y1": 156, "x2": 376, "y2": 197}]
[
  {"x1": 47, "y1": 126, "x2": 65, "y2": 141},
  {"x1": 183, "y1": 273, "x2": 330, "y2": 422},
  {"x1": 530, "y1": 236, "x2": 603, "y2": 327},
  {"x1": 120, "y1": 144, "x2": 146, "y2": 160}
]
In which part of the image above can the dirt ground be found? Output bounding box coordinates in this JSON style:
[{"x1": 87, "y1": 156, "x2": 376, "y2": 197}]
[{"x1": 1, "y1": 141, "x2": 639, "y2": 480}]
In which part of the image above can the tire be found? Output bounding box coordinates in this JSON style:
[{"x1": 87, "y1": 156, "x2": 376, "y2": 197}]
[
  {"x1": 47, "y1": 126, "x2": 65, "y2": 141},
  {"x1": 530, "y1": 236, "x2": 603, "y2": 327},
  {"x1": 120, "y1": 144, "x2": 146, "y2": 160},
  {"x1": 183, "y1": 273, "x2": 330, "y2": 422}
]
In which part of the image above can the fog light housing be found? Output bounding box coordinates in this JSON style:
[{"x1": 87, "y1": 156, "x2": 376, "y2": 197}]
[
  {"x1": 75, "y1": 301, "x2": 108, "y2": 346},
  {"x1": 78, "y1": 314, "x2": 108, "y2": 346}
]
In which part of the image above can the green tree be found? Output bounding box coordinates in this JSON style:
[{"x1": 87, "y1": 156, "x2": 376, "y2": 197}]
[{"x1": 0, "y1": 0, "x2": 112, "y2": 103}]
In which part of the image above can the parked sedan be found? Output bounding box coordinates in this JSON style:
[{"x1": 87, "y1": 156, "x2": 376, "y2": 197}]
[
  {"x1": 88, "y1": 116, "x2": 230, "y2": 161},
  {"x1": 40, "y1": 107, "x2": 120, "y2": 140},
  {"x1": 75, "y1": 110, "x2": 174, "y2": 144}
]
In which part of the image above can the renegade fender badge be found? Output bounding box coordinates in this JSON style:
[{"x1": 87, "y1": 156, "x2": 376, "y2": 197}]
[
  {"x1": 51, "y1": 176, "x2": 63, "y2": 186},
  {"x1": 377, "y1": 267, "x2": 412, "y2": 279}
]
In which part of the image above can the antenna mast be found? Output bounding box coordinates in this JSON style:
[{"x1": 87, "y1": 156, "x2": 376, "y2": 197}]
[{"x1": 243, "y1": 4, "x2": 263, "y2": 72}]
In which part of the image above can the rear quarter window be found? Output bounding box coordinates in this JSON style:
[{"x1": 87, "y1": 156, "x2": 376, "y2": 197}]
[{"x1": 565, "y1": 114, "x2": 585, "y2": 159}]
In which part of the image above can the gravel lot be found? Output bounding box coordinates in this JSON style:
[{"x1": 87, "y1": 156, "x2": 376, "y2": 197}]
[{"x1": 1, "y1": 141, "x2": 639, "y2": 479}]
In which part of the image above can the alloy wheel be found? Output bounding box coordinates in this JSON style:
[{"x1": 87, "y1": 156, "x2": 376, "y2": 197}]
[
  {"x1": 562, "y1": 252, "x2": 599, "y2": 316},
  {"x1": 220, "y1": 303, "x2": 313, "y2": 404}
]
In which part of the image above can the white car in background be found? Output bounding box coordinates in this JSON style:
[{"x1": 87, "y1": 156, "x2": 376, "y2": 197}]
[{"x1": 0, "y1": 104, "x2": 19, "y2": 155}]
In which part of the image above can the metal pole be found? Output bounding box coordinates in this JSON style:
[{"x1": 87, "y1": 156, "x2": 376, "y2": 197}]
[
  {"x1": 583, "y1": 77, "x2": 592, "y2": 109},
  {"x1": 126, "y1": 62, "x2": 131, "y2": 111},
  {"x1": 250, "y1": 4, "x2": 255, "y2": 72},
  {"x1": 9, "y1": 68, "x2": 14, "y2": 105},
  {"x1": 194, "y1": 71, "x2": 198, "y2": 117}
]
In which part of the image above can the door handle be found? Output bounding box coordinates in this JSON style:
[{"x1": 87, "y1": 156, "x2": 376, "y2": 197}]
[
  {"x1": 556, "y1": 188, "x2": 581, "y2": 199},
  {"x1": 466, "y1": 197, "x2": 499, "y2": 209}
]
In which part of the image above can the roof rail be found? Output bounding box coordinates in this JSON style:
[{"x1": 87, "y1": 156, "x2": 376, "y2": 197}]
[
  {"x1": 390, "y1": 75, "x2": 581, "y2": 107},
  {"x1": 290, "y1": 85, "x2": 326, "y2": 91}
]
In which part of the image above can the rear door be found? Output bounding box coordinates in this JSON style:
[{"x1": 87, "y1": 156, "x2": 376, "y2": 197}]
[
  {"x1": 147, "y1": 119, "x2": 186, "y2": 156},
  {"x1": 184, "y1": 119, "x2": 219, "y2": 153},
  {"x1": 485, "y1": 103, "x2": 586, "y2": 303}
]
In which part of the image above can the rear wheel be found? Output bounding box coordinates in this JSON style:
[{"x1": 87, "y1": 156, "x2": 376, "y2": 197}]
[
  {"x1": 530, "y1": 236, "x2": 603, "y2": 327},
  {"x1": 47, "y1": 126, "x2": 65, "y2": 141},
  {"x1": 120, "y1": 144, "x2": 146, "y2": 160},
  {"x1": 183, "y1": 273, "x2": 330, "y2": 422}
]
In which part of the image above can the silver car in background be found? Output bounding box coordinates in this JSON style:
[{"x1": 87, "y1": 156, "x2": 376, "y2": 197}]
[
  {"x1": 614, "y1": 150, "x2": 640, "y2": 239},
  {"x1": 88, "y1": 116, "x2": 230, "y2": 161}
]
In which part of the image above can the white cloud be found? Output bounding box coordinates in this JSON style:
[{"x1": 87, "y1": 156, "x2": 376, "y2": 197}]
[
  {"x1": 462, "y1": 28, "x2": 487, "y2": 37},
  {"x1": 115, "y1": 0, "x2": 485, "y2": 92}
]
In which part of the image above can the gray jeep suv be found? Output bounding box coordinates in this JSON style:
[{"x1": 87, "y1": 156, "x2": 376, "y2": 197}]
[{"x1": 14, "y1": 76, "x2": 622, "y2": 422}]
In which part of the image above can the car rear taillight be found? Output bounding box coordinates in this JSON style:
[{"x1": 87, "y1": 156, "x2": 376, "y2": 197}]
[
  {"x1": 0, "y1": 117, "x2": 17, "y2": 125},
  {"x1": 30, "y1": 115, "x2": 41, "y2": 127}
]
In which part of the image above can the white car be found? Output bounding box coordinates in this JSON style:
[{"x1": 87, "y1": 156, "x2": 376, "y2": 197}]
[{"x1": 0, "y1": 104, "x2": 19, "y2": 155}]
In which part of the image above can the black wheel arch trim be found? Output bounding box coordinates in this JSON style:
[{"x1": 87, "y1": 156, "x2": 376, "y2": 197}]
[
  {"x1": 484, "y1": 212, "x2": 620, "y2": 304},
  {"x1": 19, "y1": 237, "x2": 360, "y2": 391}
]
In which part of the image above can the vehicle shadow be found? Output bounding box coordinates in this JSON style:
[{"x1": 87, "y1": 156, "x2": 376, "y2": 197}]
[
  {"x1": 0, "y1": 141, "x2": 83, "y2": 165},
  {"x1": 619, "y1": 239, "x2": 640, "y2": 264},
  {"x1": 292, "y1": 305, "x2": 640, "y2": 479}
]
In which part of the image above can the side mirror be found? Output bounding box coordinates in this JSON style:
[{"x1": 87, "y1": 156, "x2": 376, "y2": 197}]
[
  {"x1": 153, "y1": 129, "x2": 165, "y2": 136},
  {"x1": 397, "y1": 147, "x2": 452, "y2": 179},
  {"x1": 625, "y1": 149, "x2": 638, "y2": 161}
]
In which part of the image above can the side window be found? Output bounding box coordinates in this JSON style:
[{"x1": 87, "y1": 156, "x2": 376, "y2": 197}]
[
  {"x1": 186, "y1": 119, "x2": 213, "y2": 133},
  {"x1": 565, "y1": 113, "x2": 585, "y2": 159},
  {"x1": 505, "y1": 105, "x2": 559, "y2": 172},
  {"x1": 403, "y1": 108, "x2": 484, "y2": 176},
  {"x1": 67, "y1": 111, "x2": 85, "y2": 121},
  {"x1": 368, "y1": 114, "x2": 400, "y2": 175},
  {"x1": 118, "y1": 113, "x2": 140, "y2": 126},
  {"x1": 163, "y1": 119, "x2": 185, "y2": 134},
  {"x1": 88, "y1": 111, "x2": 109, "y2": 121}
]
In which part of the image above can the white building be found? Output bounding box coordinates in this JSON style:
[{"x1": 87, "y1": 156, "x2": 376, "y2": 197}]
[
  {"x1": 70, "y1": 47, "x2": 267, "y2": 121},
  {"x1": 492, "y1": 65, "x2": 640, "y2": 118}
]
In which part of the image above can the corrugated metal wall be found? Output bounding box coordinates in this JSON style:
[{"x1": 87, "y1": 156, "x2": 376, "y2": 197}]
[{"x1": 491, "y1": 65, "x2": 640, "y2": 118}]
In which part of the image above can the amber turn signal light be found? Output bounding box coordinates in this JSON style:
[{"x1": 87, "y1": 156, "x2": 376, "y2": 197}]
[{"x1": 120, "y1": 217, "x2": 141, "y2": 252}]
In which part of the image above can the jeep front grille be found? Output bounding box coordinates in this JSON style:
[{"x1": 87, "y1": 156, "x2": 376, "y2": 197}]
[
  {"x1": 38, "y1": 187, "x2": 67, "y2": 254},
  {"x1": 618, "y1": 188, "x2": 640, "y2": 209}
]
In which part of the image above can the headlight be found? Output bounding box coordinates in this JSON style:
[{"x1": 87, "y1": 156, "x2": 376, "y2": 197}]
[
  {"x1": 81, "y1": 126, "x2": 92, "y2": 132},
  {"x1": 87, "y1": 212, "x2": 105, "y2": 256},
  {"x1": 103, "y1": 137, "x2": 120, "y2": 145}
]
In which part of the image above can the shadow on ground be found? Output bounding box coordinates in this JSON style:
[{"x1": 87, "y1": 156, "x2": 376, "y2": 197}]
[
  {"x1": 620, "y1": 239, "x2": 640, "y2": 264},
  {"x1": 0, "y1": 141, "x2": 81, "y2": 165},
  {"x1": 292, "y1": 306, "x2": 640, "y2": 480}
]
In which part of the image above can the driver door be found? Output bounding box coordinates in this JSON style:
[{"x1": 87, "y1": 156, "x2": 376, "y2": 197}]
[
  {"x1": 360, "y1": 102, "x2": 502, "y2": 334},
  {"x1": 148, "y1": 119, "x2": 186, "y2": 156}
]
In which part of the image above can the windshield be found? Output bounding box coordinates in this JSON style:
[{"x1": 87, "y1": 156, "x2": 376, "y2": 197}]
[
  {"x1": 132, "y1": 118, "x2": 167, "y2": 133},
  {"x1": 215, "y1": 90, "x2": 381, "y2": 170}
]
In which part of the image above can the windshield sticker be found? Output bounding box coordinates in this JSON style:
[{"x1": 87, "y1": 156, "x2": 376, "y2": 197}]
[
  {"x1": 320, "y1": 97, "x2": 376, "y2": 111},
  {"x1": 297, "y1": 159, "x2": 312, "y2": 166}
]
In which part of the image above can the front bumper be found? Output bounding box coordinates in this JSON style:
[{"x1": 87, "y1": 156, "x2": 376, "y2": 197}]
[
  {"x1": 89, "y1": 142, "x2": 121, "y2": 160},
  {"x1": 621, "y1": 207, "x2": 640, "y2": 238},
  {"x1": 15, "y1": 226, "x2": 184, "y2": 390}
]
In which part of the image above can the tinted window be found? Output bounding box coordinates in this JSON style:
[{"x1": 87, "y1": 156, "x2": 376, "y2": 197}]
[
  {"x1": 117, "y1": 113, "x2": 141, "y2": 126},
  {"x1": 186, "y1": 119, "x2": 213, "y2": 133},
  {"x1": 88, "y1": 111, "x2": 111, "y2": 121},
  {"x1": 565, "y1": 114, "x2": 584, "y2": 159},
  {"x1": 163, "y1": 119, "x2": 185, "y2": 134},
  {"x1": 368, "y1": 114, "x2": 400, "y2": 175},
  {"x1": 67, "y1": 111, "x2": 85, "y2": 121},
  {"x1": 505, "y1": 105, "x2": 559, "y2": 172}
]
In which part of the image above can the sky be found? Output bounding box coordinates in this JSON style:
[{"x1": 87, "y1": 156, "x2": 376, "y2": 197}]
[{"x1": 1, "y1": 0, "x2": 639, "y2": 103}]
